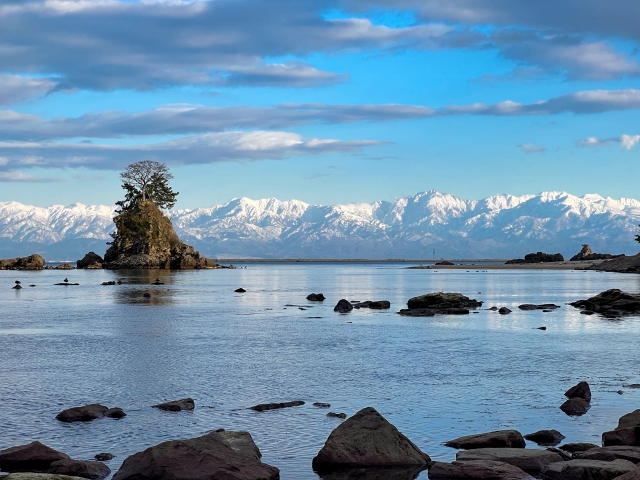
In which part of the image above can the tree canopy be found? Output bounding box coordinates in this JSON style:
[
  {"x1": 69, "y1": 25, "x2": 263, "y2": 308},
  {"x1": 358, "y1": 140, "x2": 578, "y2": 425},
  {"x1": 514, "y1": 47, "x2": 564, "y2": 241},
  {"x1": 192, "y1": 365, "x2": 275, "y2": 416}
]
[{"x1": 116, "y1": 160, "x2": 179, "y2": 213}]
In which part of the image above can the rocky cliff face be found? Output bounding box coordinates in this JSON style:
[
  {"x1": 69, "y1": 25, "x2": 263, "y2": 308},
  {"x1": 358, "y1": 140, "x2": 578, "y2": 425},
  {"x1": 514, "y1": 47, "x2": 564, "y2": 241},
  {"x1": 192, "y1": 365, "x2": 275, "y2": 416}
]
[{"x1": 103, "y1": 201, "x2": 216, "y2": 269}]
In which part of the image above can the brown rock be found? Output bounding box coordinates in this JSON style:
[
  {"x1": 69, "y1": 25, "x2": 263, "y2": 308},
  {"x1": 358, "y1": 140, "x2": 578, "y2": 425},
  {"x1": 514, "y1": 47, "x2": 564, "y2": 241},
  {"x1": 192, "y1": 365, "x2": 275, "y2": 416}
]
[
  {"x1": 152, "y1": 398, "x2": 195, "y2": 411},
  {"x1": 48, "y1": 459, "x2": 111, "y2": 480},
  {"x1": 55, "y1": 404, "x2": 124, "y2": 422},
  {"x1": 76, "y1": 252, "x2": 103, "y2": 269},
  {"x1": 0, "y1": 254, "x2": 46, "y2": 270},
  {"x1": 565, "y1": 382, "x2": 591, "y2": 401},
  {"x1": 573, "y1": 446, "x2": 640, "y2": 464},
  {"x1": 0, "y1": 441, "x2": 70, "y2": 472},
  {"x1": 559, "y1": 444, "x2": 600, "y2": 454},
  {"x1": 541, "y1": 459, "x2": 636, "y2": 480},
  {"x1": 445, "y1": 431, "x2": 526, "y2": 450},
  {"x1": 456, "y1": 448, "x2": 563, "y2": 474},
  {"x1": 429, "y1": 460, "x2": 532, "y2": 480},
  {"x1": 603, "y1": 428, "x2": 640, "y2": 447},
  {"x1": 524, "y1": 430, "x2": 565, "y2": 447},
  {"x1": 250, "y1": 400, "x2": 304, "y2": 411},
  {"x1": 618, "y1": 410, "x2": 640, "y2": 430},
  {"x1": 560, "y1": 398, "x2": 591, "y2": 417}
]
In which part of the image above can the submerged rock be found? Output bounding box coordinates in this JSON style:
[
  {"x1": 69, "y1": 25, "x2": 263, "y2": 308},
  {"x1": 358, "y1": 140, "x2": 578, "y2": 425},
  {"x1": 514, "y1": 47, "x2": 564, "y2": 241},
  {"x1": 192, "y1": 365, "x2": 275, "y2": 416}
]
[
  {"x1": 55, "y1": 404, "x2": 125, "y2": 422},
  {"x1": 518, "y1": 304, "x2": 560, "y2": 311},
  {"x1": 560, "y1": 398, "x2": 591, "y2": 417},
  {"x1": 398, "y1": 292, "x2": 482, "y2": 317},
  {"x1": 93, "y1": 454, "x2": 114, "y2": 462},
  {"x1": 445, "y1": 431, "x2": 526, "y2": 450},
  {"x1": 354, "y1": 301, "x2": 391, "y2": 309},
  {"x1": 0, "y1": 441, "x2": 70, "y2": 473},
  {"x1": 312, "y1": 407, "x2": 430, "y2": 470},
  {"x1": 250, "y1": 400, "x2": 304, "y2": 411},
  {"x1": 498, "y1": 307, "x2": 511, "y2": 315},
  {"x1": 524, "y1": 430, "x2": 565, "y2": 447},
  {"x1": 152, "y1": 398, "x2": 195, "y2": 411},
  {"x1": 327, "y1": 412, "x2": 347, "y2": 419},
  {"x1": 429, "y1": 460, "x2": 531, "y2": 480}
]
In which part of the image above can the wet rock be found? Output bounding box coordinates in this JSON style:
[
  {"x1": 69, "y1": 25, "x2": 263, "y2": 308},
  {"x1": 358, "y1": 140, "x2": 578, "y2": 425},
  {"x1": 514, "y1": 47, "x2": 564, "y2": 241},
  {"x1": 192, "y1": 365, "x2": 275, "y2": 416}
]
[
  {"x1": 315, "y1": 465, "x2": 426, "y2": 480},
  {"x1": 488, "y1": 307, "x2": 498, "y2": 311},
  {"x1": 525, "y1": 430, "x2": 565, "y2": 447},
  {"x1": 48, "y1": 459, "x2": 111, "y2": 480},
  {"x1": 569, "y1": 290, "x2": 640, "y2": 317},
  {"x1": 498, "y1": 307, "x2": 511, "y2": 315},
  {"x1": 457, "y1": 449, "x2": 563, "y2": 474},
  {"x1": 334, "y1": 299, "x2": 354, "y2": 313},
  {"x1": 435, "y1": 261, "x2": 455, "y2": 266},
  {"x1": 327, "y1": 412, "x2": 347, "y2": 419},
  {"x1": 617, "y1": 410, "x2": 640, "y2": 430},
  {"x1": 518, "y1": 304, "x2": 560, "y2": 311},
  {"x1": 314, "y1": 403, "x2": 331, "y2": 408},
  {"x1": 93, "y1": 454, "x2": 114, "y2": 462},
  {"x1": 572, "y1": 446, "x2": 640, "y2": 463},
  {"x1": 0, "y1": 254, "x2": 46, "y2": 270},
  {"x1": 307, "y1": 293, "x2": 326, "y2": 301},
  {"x1": 603, "y1": 428, "x2": 640, "y2": 447},
  {"x1": 101, "y1": 281, "x2": 116, "y2": 286},
  {"x1": 152, "y1": 398, "x2": 195, "y2": 411},
  {"x1": 359, "y1": 301, "x2": 391, "y2": 309},
  {"x1": 565, "y1": 382, "x2": 592, "y2": 401},
  {"x1": 55, "y1": 404, "x2": 125, "y2": 422},
  {"x1": 429, "y1": 460, "x2": 531, "y2": 480},
  {"x1": 76, "y1": 252, "x2": 104, "y2": 269},
  {"x1": 250, "y1": 400, "x2": 304, "y2": 411},
  {"x1": 505, "y1": 252, "x2": 564, "y2": 264},
  {"x1": 0, "y1": 441, "x2": 70, "y2": 472},
  {"x1": 312, "y1": 407, "x2": 430, "y2": 470},
  {"x1": 541, "y1": 459, "x2": 636, "y2": 480},
  {"x1": 398, "y1": 292, "x2": 482, "y2": 317},
  {"x1": 235, "y1": 288, "x2": 246, "y2": 293},
  {"x1": 111, "y1": 430, "x2": 279, "y2": 480},
  {"x1": 445, "y1": 431, "x2": 526, "y2": 450},
  {"x1": 560, "y1": 398, "x2": 591, "y2": 416},
  {"x1": 559, "y1": 444, "x2": 600, "y2": 454}
]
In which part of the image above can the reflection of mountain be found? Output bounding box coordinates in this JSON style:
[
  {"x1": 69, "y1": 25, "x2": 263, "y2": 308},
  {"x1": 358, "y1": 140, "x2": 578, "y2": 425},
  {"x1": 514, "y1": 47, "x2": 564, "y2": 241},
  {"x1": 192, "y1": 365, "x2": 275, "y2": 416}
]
[{"x1": 2, "y1": 191, "x2": 640, "y2": 259}]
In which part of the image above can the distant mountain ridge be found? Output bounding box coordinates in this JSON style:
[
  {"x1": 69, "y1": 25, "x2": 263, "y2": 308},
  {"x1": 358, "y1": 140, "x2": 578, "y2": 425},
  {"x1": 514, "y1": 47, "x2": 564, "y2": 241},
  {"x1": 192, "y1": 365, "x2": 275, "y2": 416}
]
[{"x1": 1, "y1": 190, "x2": 639, "y2": 261}]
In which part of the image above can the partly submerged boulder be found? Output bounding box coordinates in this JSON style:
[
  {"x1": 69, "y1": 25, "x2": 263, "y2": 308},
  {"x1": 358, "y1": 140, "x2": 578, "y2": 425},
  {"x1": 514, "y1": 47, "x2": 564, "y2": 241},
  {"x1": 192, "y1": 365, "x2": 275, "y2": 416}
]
[
  {"x1": 307, "y1": 293, "x2": 326, "y2": 301},
  {"x1": 565, "y1": 382, "x2": 591, "y2": 401},
  {"x1": 560, "y1": 398, "x2": 591, "y2": 417},
  {"x1": 55, "y1": 404, "x2": 125, "y2": 422},
  {"x1": 0, "y1": 441, "x2": 70, "y2": 472},
  {"x1": 112, "y1": 430, "x2": 279, "y2": 480},
  {"x1": 445, "y1": 431, "x2": 526, "y2": 450},
  {"x1": 334, "y1": 299, "x2": 354, "y2": 313},
  {"x1": 524, "y1": 430, "x2": 565, "y2": 447},
  {"x1": 312, "y1": 407, "x2": 430, "y2": 470},
  {"x1": 569, "y1": 290, "x2": 640, "y2": 317},
  {"x1": 152, "y1": 398, "x2": 195, "y2": 411},
  {"x1": 0, "y1": 254, "x2": 45, "y2": 270},
  {"x1": 76, "y1": 252, "x2": 104, "y2": 269},
  {"x1": 398, "y1": 292, "x2": 482, "y2": 317}
]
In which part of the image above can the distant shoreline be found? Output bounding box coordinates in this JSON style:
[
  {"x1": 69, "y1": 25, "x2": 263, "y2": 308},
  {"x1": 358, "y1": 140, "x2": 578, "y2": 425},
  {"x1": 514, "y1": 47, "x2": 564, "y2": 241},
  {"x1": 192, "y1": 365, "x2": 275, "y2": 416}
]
[
  {"x1": 213, "y1": 258, "x2": 506, "y2": 264},
  {"x1": 407, "y1": 260, "x2": 608, "y2": 270}
]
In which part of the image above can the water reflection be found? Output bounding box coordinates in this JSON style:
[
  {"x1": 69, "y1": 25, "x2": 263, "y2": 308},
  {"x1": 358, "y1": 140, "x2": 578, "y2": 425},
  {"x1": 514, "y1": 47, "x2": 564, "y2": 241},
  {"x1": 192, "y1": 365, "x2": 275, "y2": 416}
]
[{"x1": 315, "y1": 466, "x2": 425, "y2": 480}]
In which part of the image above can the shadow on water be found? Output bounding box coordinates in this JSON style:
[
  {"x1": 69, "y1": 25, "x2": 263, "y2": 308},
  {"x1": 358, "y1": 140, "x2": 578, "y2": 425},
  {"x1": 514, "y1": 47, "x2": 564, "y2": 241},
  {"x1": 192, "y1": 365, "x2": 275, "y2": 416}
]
[{"x1": 314, "y1": 466, "x2": 425, "y2": 480}]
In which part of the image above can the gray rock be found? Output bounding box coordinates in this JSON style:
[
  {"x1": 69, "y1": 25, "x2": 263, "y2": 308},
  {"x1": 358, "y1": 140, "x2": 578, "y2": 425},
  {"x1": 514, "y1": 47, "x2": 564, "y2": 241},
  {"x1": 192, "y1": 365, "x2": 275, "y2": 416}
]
[
  {"x1": 250, "y1": 400, "x2": 304, "y2": 411},
  {"x1": 573, "y1": 446, "x2": 640, "y2": 464},
  {"x1": 518, "y1": 304, "x2": 560, "y2": 311},
  {"x1": 327, "y1": 412, "x2": 347, "y2": 419},
  {"x1": 603, "y1": 428, "x2": 640, "y2": 447},
  {"x1": 334, "y1": 299, "x2": 354, "y2": 313},
  {"x1": 445, "y1": 431, "x2": 526, "y2": 450},
  {"x1": 565, "y1": 382, "x2": 591, "y2": 401},
  {"x1": 612, "y1": 467, "x2": 640, "y2": 480},
  {"x1": 559, "y1": 444, "x2": 600, "y2": 454},
  {"x1": 457, "y1": 448, "x2": 564, "y2": 474},
  {"x1": 55, "y1": 404, "x2": 124, "y2": 422},
  {"x1": 560, "y1": 398, "x2": 591, "y2": 417},
  {"x1": 152, "y1": 398, "x2": 195, "y2": 412},
  {"x1": 315, "y1": 465, "x2": 426, "y2": 479},
  {"x1": 111, "y1": 430, "x2": 279, "y2": 480},
  {"x1": 524, "y1": 431, "x2": 565, "y2": 447},
  {"x1": 312, "y1": 407, "x2": 430, "y2": 470},
  {"x1": 314, "y1": 403, "x2": 331, "y2": 408},
  {"x1": 428, "y1": 460, "x2": 532, "y2": 480},
  {"x1": 541, "y1": 459, "x2": 636, "y2": 480},
  {"x1": 48, "y1": 460, "x2": 110, "y2": 480},
  {"x1": 93, "y1": 454, "x2": 113, "y2": 462},
  {"x1": 618, "y1": 410, "x2": 640, "y2": 430},
  {"x1": 0, "y1": 442, "x2": 70, "y2": 473}
]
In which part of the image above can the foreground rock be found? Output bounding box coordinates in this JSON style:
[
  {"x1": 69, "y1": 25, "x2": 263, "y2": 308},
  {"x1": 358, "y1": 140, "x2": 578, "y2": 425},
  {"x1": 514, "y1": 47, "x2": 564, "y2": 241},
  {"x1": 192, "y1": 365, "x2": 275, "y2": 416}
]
[
  {"x1": 0, "y1": 442, "x2": 70, "y2": 473},
  {"x1": 457, "y1": 449, "x2": 564, "y2": 474},
  {"x1": 614, "y1": 468, "x2": 640, "y2": 480},
  {"x1": 569, "y1": 290, "x2": 640, "y2": 317},
  {"x1": 104, "y1": 200, "x2": 218, "y2": 270},
  {"x1": 334, "y1": 299, "x2": 354, "y2": 313},
  {"x1": 570, "y1": 244, "x2": 623, "y2": 262},
  {"x1": 312, "y1": 407, "x2": 430, "y2": 470},
  {"x1": 48, "y1": 459, "x2": 111, "y2": 480},
  {"x1": 541, "y1": 459, "x2": 636, "y2": 480},
  {"x1": 505, "y1": 252, "x2": 564, "y2": 265},
  {"x1": 0, "y1": 254, "x2": 45, "y2": 270},
  {"x1": 112, "y1": 430, "x2": 279, "y2": 480},
  {"x1": 572, "y1": 446, "x2": 640, "y2": 463},
  {"x1": 558, "y1": 444, "x2": 599, "y2": 454},
  {"x1": 445, "y1": 431, "x2": 526, "y2": 450},
  {"x1": 307, "y1": 293, "x2": 326, "y2": 301},
  {"x1": 250, "y1": 400, "x2": 304, "y2": 411},
  {"x1": 55, "y1": 404, "x2": 125, "y2": 422},
  {"x1": 315, "y1": 465, "x2": 426, "y2": 480},
  {"x1": 76, "y1": 252, "x2": 104, "y2": 269},
  {"x1": 152, "y1": 398, "x2": 195, "y2": 411},
  {"x1": 429, "y1": 460, "x2": 532, "y2": 480},
  {"x1": 524, "y1": 430, "x2": 565, "y2": 447},
  {"x1": 398, "y1": 292, "x2": 483, "y2": 317}
]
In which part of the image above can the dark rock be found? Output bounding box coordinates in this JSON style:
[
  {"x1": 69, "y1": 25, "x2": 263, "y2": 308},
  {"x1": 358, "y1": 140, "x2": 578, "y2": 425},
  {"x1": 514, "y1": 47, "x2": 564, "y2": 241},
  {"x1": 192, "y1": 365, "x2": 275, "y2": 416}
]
[
  {"x1": 573, "y1": 446, "x2": 640, "y2": 463},
  {"x1": 1, "y1": 475, "x2": 88, "y2": 480},
  {"x1": 94, "y1": 454, "x2": 114, "y2": 462},
  {"x1": 623, "y1": 385, "x2": 640, "y2": 389},
  {"x1": 77, "y1": 252, "x2": 103, "y2": 269},
  {"x1": 398, "y1": 292, "x2": 482, "y2": 317},
  {"x1": 314, "y1": 403, "x2": 331, "y2": 408},
  {"x1": 589, "y1": 253, "x2": 640, "y2": 273},
  {"x1": 457, "y1": 448, "x2": 563, "y2": 474},
  {"x1": 111, "y1": 430, "x2": 279, "y2": 480},
  {"x1": 505, "y1": 252, "x2": 564, "y2": 264},
  {"x1": 547, "y1": 448, "x2": 572, "y2": 461},
  {"x1": 428, "y1": 460, "x2": 531, "y2": 480},
  {"x1": 570, "y1": 244, "x2": 623, "y2": 262},
  {"x1": 613, "y1": 468, "x2": 640, "y2": 480},
  {"x1": 315, "y1": 465, "x2": 426, "y2": 480},
  {"x1": 0, "y1": 441, "x2": 70, "y2": 472},
  {"x1": 312, "y1": 407, "x2": 430, "y2": 470},
  {"x1": 559, "y1": 444, "x2": 600, "y2": 454},
  {"x1": 446, "y1": 431, "x2": 526, "y2": 450},
  {"x1": 0, "y1": 254, "x2": 46, "y2": 270},
  {"x1": 580, "y1": 311, "x2": 595, "y2": 315},
  {"x1": 435, "y1": 261, "x2": 455, "y2": 266},
  {"x1": 603, "y1": 428, "x2": 640, "y2": 447},
  {"x1": 488, "y1": 307, "x2": 498, "y2": 311},
  {"x1": 235, "y1": 288, "x2": 246, "y2": 293},
  {"x1": 569, "y1": 290, "x2": 640, "y2": 317},
  {"x1": 12, "y1": 284, "x2": 22, "y2": 289},
  {"x1": 307, "y1": 293, "x2": 326, "y2": 301},
  {"x1": 55, "y1": 282, "x2": 80, "y2": 286},
  {"x1": 565, "y1": 382, "x2": 591, "y2": 401},
  {"x1": 354, "y1": 301, "x2": 391, "y2": 310},
  {"x1": 617, "y1": 410, "x2": 640, "y2": 430},
  {"x1": 518, "y1": 304, "x2": 560, "y2": 311},
  {"x1": 142, "y1": 293, "x2": 151, "y2": 298},
  {"x1": 101, "y1": 281, "x2": 116, "y2": 286},
  {"x1": 152, "y1": 398, "x2": 195, "y2": 411},
  {"x1": 498, "y1": 307, "x2": 511, "y2": 315},
  {"x1": 541, "y1": 459, "x2": 636, "y2": 480},
  {"x1": 49, "y1": 460, "x2": 111, "y2": 480},
  {"x1": 525, "y1": 430, "x2": 565, "y2": 447},
  {"x1": 537, "y1": 327, "x2": 547, "y2": 330},
  {"x1": 327, "y1": 412, "x2": 347, "y2": 419},
  {"x1": 250, "y1": 400, "x2": 304, "y2": 411},
  {"x1": 334, "y1": 299, "x2": 354, "y2": 313},
  {"x1": 55, "y1": 404, "x2": 124, "y2": 422},
  {"x1": 560, "y1": 398, "x2": 591, "y2": 416}
]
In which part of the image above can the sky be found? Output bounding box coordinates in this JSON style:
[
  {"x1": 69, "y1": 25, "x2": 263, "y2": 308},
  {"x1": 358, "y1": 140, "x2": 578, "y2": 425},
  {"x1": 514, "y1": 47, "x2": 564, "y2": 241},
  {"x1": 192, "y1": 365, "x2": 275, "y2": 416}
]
[{"x1": 0, "y1": 0, "x2": 639, "y2": 209}]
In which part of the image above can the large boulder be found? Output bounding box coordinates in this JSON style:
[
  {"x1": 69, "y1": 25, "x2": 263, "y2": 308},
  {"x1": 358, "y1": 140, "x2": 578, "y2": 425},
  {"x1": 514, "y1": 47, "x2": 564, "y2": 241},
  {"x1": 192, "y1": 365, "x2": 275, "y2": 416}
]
[
  {"x1": 428, "y1": 460, "x2": 532, "y2": 480},
  {"x1": 457, "y1": 449, "x2": 564, "y2": 474},
  {"x1": 0, "y1": 441, "x2": 70, "y2": 472},
  {"x1": 569, "y1": 290, "x2": 640, "y2": 318},
  {"x1": 334, "y1": 299, "x2": 354, "y2": 313},
  {"x1": 0, "y1": 254, "x2": 45, "y2": 270},
  {"x1": 565, "y1": 382, "x2": 591, "y2": 401},
  {"x1": 55, "y1": 404, "x2": 125, "y2": 422},
  {"x1": 48, "y1": 459, "x2": 111, "y2": 480},
  {"x1": 613, "y1": 467, "x2": 640, "y2": 480},
  {"x1": 541, "y1": 459, "x2": 636, "y2": 480},
  {"x1": 104, "y1": 200, "x2": 217, "y2": 270},
  {"x1": 618, "y1": 411, "x2": 640, "y2": 430},
  {"x1": 312, "y1": 407, "x2": 430, "y2": 470},
  {"x1": 602, "y1": 410, "x2": 640, "y2": 447},
  {"x1": 445, "y1": 431, "x2": 526, "y2": 450},
  {"x1": 525, "y1": 430, "x2": 565, "y2": 447},
  {"x1": 112, "y1": 430, "x2": 279, "y2": 480},
  {"x1": 76, "y1": 252, "x2": 103, "y2": 269},
  {"x1": 399, "y1": 292, "x2": 482, "y2": 317},
  {"x1": 573, "y1": 446, "x2": 640, "y2": 464}
]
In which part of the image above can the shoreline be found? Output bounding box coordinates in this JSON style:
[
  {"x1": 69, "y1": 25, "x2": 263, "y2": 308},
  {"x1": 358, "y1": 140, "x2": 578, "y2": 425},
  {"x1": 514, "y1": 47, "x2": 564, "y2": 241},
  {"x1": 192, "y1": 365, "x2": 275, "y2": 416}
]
[{"x1": 407, "y1": 260, "x2": 608, "y2": 270}]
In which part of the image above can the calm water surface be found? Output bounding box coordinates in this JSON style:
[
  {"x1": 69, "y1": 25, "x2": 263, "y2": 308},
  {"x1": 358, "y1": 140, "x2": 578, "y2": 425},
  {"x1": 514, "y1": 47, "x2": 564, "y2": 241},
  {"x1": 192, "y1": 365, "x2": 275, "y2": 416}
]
[{"x1": 1, "y1": 264, "x2": 640, "y2": 479}]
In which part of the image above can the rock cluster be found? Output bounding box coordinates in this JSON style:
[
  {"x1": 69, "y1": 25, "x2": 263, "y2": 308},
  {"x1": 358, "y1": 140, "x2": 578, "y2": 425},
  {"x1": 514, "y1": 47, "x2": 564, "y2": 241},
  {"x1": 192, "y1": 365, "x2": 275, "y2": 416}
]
[
  {"x1": 76, "y1": 252, "x2": 104, "y2": 269},
  {"x1": 0, "y1": 254, "x2": 45, "y2": 270},
  {"x1": 570, "y1": 289, "x2": 640, "y2": 317},
  {"x1": 398, "y1": 292, "x2": 482, "y2": 316},
  {"x1": 103, "y1": 200, "x2": 217, "y2": 270},
  {"x1": 589, "y1": 253, "x2": 640, "y2": 274},
  {"x1": 505, "y1": 252, "x2": 564, "y2": 264},
  {"x1": 570, "y1": 244, "x2": 623, "y2": 261}
]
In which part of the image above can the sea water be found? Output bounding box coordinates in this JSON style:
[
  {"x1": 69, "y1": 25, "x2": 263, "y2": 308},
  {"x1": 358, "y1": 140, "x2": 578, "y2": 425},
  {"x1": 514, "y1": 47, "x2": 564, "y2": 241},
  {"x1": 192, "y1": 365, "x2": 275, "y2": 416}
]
[{"x1": 1, "y1": 264, "x2": 640, "y2": 479}]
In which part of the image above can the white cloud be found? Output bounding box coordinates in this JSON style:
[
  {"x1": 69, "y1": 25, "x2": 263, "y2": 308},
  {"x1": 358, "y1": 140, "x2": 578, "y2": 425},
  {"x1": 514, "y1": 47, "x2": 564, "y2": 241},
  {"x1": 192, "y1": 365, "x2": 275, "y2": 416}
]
[
  {"x1": 0, "y1": 170, "x2": 63, "y2": 182},
  {"x1": 518, "y1": 143, "x2": 546, "y2": 153},
  {"x1": 577, "y1": 134, "x2": 640, "y2": 150}
]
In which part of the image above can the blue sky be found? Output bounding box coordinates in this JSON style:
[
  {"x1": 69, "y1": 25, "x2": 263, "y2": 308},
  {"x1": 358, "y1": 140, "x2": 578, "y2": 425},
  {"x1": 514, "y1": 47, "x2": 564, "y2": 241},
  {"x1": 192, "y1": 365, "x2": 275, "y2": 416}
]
[{"x1": 0, "y1": 0, "x2": 639, "y2": 208}]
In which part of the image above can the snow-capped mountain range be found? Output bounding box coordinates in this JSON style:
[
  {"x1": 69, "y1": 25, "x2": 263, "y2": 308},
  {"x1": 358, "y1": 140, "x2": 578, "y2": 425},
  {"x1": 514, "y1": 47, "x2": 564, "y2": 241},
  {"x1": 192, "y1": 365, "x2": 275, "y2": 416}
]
[{"x1": 1, "y1": 191, "x2": 640, "y2": 261}]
